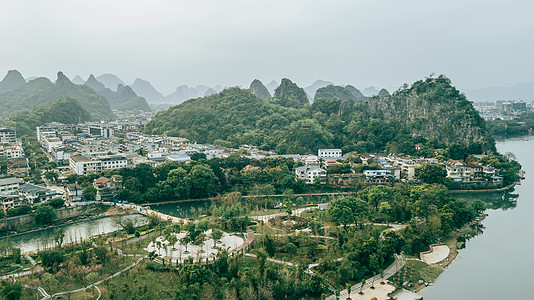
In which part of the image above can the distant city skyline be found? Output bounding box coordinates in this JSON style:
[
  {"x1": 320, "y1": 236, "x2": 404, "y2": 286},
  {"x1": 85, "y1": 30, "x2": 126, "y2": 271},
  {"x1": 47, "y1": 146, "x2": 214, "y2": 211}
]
[{"x1": 1, "y1": 0, "x2": 533, "y2": 94}]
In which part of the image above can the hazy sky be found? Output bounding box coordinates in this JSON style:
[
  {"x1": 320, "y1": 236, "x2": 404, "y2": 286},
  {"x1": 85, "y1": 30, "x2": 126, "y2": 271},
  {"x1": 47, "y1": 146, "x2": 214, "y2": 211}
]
[{"x1": 0, "y1": 0, "x2": 532, "y2": 94}]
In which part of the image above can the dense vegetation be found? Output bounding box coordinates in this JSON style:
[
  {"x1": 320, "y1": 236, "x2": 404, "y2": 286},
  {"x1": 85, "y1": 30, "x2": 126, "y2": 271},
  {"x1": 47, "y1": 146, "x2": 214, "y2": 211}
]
[
  {"x1": 486, "y1": 112, "x2": 534, "y2": 138},
  {"x1": 69, "y1": 155, "x2": 307, "y2": 204},
  {"x1": 313, "y1": 84, "x2": 366, "y2": 102},
  {"x1": 146, "y1": 76, "x2": 495, "y2": 158},
  {"x1": 4, "y1": 98, "x2": 91, "y2": 137},
  {"x1": 0, "y1": 71, "x2": 112, "y2": 119}
]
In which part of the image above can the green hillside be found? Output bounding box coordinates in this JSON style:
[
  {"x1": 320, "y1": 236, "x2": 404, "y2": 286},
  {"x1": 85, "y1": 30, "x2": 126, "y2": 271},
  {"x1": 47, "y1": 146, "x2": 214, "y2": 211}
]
[
  {"x1": 145, "y1": 76, "x2": 495, "y2": 158},
  {"x1": 5, "y1": 98, "x2": 92, "y2": 137},
  {"x1": 314, "y1": 85, "x2": 362, "y2": 102},
  {"x1": 0, "y1": 71, "x2": 112, "y2": 119}
]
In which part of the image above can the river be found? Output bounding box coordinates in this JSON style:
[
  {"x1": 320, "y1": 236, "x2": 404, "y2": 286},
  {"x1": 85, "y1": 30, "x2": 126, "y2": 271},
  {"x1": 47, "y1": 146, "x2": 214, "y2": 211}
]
[
  {"x1": 6, "y1": 214, "x2": 147, "y2": 254},
  {"x1": 420, "y1": 138, "x2": 534, "y2": 299}
]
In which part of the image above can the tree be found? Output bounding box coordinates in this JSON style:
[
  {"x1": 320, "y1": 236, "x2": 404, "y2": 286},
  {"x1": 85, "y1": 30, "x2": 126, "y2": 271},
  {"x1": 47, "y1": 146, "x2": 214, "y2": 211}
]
[
  {"x1": 167, "y1": 234, "x2": 178, "y2": 251},
  {"x1": 78, "y1": 242, "x2": 91, "y2": 265},
  {"x1": 82, "y1": 185, "x2": 97, "y2": 201},
  {"x1": 94, "y1": 245, "x2": 108, "y2": 263},
  {"x1": 328, "y1": 196, "x2": 369, "y2": 227},
  {"x1": 414, "y1": 163, "x2": 447, "y2": 184},
  {"x1": 40, "y1": 249, "x2": 65, "y2": 271},
  {"x1": 211, "y1": 229, "x2": 223, "y2": 245},
  {"x1": 54, "y1": 228, "x2": 65, "y2": 248},
  {"x1": 0, "y1": 280, "x2": 22, "y2": 300},
  {"x1": 48, "y1": 197, "x2": 64, "y2": 208},
  {"x1": 188, "y1": 164, "x2": 218, "y2": 198},
  {"x1": 34, "y1": 205, "x2": 56, "y2": 225},
  {"x1": 116, "y1": 217, "x2": 137, "y2": 234},
  {"x1": 44, "y1": 170, "x2": 58, "y2": 182},
  {"x1": 181, "y1": 235, "x2": 192, "y2": 253}
]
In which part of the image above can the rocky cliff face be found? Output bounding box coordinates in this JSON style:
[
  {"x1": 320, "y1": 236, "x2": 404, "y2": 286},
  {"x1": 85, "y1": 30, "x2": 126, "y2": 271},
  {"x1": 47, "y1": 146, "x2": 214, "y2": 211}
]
[
  {"x1": 249, "y1": 79, "x2": 271, "y2": 100},
  {"x1": 273, "y1": 78, "x2": 309, "y2": 108},
  {"x1": 366, "y1": 77, "x2": 493, "y2": 150}
]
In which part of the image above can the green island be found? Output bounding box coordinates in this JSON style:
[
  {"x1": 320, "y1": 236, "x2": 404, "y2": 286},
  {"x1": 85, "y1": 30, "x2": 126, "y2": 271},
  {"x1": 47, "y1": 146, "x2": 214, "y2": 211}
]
[{"x1": 0, "y1": 76, "x2": 523, "y2": 300}]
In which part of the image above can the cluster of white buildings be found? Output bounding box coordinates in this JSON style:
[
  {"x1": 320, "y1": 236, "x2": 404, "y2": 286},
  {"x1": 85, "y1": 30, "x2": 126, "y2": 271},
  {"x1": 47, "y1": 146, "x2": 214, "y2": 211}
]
[
  {"x1": 292, "y1": 148, "x2": 505, "y2": 186},
  {"x1": 0, "y1": 127, "x2": 29, "y2": 176},
  {"x1": 444, "y1": 159, "x2": 502, "y2": 183},
  {"x1": 38, "y1": 122, "x2": 277, "y2": 176},
  {"x1": 0, "y1": 177, "x2": 57, "y2": 212},
  {"x1": 294, "y1": 149, "x2": 343, "y2": 184}
]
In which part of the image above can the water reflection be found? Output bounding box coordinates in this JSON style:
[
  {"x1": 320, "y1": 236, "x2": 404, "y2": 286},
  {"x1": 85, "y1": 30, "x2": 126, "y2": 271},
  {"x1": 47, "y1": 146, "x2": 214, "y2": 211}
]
[
  {"x1": 2, "y1": 214, "x2": 146, "y2": 253},
  {"x1": 454, "y1": 189, "x2": 518, "y2": 210}
]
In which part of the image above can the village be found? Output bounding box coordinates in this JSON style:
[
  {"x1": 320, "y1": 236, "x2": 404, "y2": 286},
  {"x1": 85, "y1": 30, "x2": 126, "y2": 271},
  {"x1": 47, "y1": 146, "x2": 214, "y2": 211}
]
[{"x1": 0, "y1": 120, "x2": 505, "y2": 215}]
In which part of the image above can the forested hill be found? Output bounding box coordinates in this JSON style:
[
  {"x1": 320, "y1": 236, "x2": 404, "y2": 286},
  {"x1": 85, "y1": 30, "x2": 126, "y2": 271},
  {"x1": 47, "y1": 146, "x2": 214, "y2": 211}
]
[
  {"x1": 0, "y1": 71, "x2": 113, "y2": 119},
  {"x1": 367, "y1": 77, "x2": 493, "y2": 152},
  {"x1": 144, "y1": 76, "x2": 495, "y2": 158},
  {"x1": 5, "y1": 98, "x2": 92, "y2": 137}
]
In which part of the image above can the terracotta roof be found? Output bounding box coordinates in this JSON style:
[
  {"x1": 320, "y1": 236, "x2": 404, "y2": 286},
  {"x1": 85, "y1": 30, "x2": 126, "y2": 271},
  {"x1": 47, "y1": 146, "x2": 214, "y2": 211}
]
[{"x1": 94, "y1": 177, "x2": 110, "y2": 184}]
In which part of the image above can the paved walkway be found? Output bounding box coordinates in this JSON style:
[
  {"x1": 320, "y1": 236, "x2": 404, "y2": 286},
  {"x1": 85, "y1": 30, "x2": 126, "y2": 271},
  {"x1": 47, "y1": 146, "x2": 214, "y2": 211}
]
[
  {"x1": 326, "y1": 254, "x2": 406, "y2": 300},
  {"x1": 421, "y1": 244, "x2": 450, "y2": 264}
]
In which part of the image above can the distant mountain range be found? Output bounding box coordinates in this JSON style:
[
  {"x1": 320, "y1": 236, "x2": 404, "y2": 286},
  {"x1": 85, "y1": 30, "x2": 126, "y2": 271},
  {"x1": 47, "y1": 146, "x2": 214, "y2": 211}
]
[
  {"x1": 464, "y1": 82, "x2": 534, "y2": 102},
  {"x1": 67, "y1": 73, "x2": 391, "y2": 105},
  {"x1": 0, "y1": 70, "x2": 153, "y2": 120},
  {"x1": 0, "y1": 70, "x2": 113, "y2": 119}
]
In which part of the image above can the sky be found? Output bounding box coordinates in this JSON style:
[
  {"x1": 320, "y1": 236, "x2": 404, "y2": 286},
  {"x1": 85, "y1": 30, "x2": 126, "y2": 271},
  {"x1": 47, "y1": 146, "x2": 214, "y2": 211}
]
[{"x1": 0, "y1": 0, "x2": 533, "y2": 94}]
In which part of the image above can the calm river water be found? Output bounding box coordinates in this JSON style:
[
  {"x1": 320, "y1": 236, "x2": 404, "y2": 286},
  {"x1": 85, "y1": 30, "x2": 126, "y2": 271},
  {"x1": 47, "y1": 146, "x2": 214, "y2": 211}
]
[
  {"x1": 421, "y1": 138, "x2": 534, "y2": 299},
  {"x1": 6, "y1": 214, "x2": 147, "y2": 254}
]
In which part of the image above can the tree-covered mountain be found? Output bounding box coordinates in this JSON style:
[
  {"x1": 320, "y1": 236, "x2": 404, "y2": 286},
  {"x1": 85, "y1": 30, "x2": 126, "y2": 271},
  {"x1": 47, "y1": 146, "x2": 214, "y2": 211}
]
[
  {"x1": 6, "y1": 98, "x2": 91, "y2": 137},
  {"x1": 84, "y1": 75, "x2": 150, "y2": 111},
  {"x1": 0, "y1": 71, "x2": 112, "y2": 119},
  {"x1": 272, "y1": 78, "x2": 309, "y2": 108},
  {"x1": 378, "y1": 88, "x2": 390, "y2": 97},
  {"x1": 367, "y1": 76, "x2": 493, "y2": 151},
  {"x1": 145, "y1": 76, "x2": 494, "y2": 158},
  {"x1": 0, "y1": 70, "x2": 26, "y2": 94},
  {"x1": 314, "y1": 85, "x2": 363, "y2": 102},
  {"x1": 249, "y1": 79, "x2": 271, "y2": 100},
  {"x1": 71, "y1": 75, "x2": 85, "y2": 85},
  {"x1": 344, "y1": 85, "x2": 367, "y2": 100}
]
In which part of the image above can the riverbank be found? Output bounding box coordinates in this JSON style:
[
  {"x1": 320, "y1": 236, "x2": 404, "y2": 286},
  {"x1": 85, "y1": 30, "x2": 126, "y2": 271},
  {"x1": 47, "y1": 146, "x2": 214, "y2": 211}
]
[
  {"x1": 405, "y1": 213, "x2": 486, "y2": 295},
  {"x1": 0, "y1": 205, "x2": 130, "y2": 240}
]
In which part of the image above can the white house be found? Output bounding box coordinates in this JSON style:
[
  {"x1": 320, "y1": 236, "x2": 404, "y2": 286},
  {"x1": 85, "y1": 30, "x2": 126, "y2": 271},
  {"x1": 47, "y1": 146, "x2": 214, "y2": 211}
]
[
  {"x1": 318, "y1": 149, "x2": 342, "y2": 160},
  {"x1": 295, "y1": 166, "x2": 327, "y2": 184},
  {"x1": 0, "y1": 177, "x2": 22, "y2": 194},
  {"x1": 69, "y1": 154, "x2": 128, "y2": 176}
]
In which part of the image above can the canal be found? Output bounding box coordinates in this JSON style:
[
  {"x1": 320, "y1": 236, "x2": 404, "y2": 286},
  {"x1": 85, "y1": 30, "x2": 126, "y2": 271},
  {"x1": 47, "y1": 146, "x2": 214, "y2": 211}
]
[{"x1": 6, "y1": 214, "x2": 147, "y2": 254}]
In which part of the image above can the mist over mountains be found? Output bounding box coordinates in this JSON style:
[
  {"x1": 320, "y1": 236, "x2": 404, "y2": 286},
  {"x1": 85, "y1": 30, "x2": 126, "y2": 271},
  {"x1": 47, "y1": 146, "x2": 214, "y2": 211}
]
[
  {"x1": 464, "y1": 83, "x2": 534, "y2": 102},
  {"x1": 65, "y1": 73, "x2": 393, "y2": 105}
]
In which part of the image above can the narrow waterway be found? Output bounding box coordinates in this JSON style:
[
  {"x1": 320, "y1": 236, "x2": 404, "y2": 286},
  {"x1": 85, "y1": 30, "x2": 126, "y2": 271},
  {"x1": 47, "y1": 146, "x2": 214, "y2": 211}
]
[
  {"x1": 5, "y1": 214, "x2": 147, "y2": 254},
  {"x1": 420, "y1": 138, "x2": 534, "y2": 299}
]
